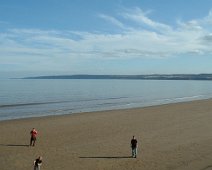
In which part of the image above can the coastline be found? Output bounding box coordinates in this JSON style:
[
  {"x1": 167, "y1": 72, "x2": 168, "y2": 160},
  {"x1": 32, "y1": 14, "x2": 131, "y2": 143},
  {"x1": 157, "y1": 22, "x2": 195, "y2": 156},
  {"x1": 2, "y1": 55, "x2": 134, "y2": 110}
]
[
  {"x1": 0, "y1": 99, "x2": 212, "y2": 170},
  {"x1": 1, "y1": 96, "x2": 211, "y2": 122}
]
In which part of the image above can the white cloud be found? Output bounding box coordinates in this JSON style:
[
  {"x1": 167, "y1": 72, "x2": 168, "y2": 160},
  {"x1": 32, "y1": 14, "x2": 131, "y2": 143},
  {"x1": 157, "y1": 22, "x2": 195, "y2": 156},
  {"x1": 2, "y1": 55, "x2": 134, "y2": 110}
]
[
  {"x1": 1, "y1": 7, "x2": 212, "y2": 72},
  {"x1": 98, "y1": 14, "x2": 126, "y2": 29},
  {"x1": 120, "y1": 7, "x2": 172, "y2": 33}
]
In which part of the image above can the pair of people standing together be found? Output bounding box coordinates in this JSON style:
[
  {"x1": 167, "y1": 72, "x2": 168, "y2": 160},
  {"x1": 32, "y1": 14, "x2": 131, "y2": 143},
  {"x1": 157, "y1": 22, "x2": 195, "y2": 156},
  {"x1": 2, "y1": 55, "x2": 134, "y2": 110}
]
[{"x1": 30, "y1": 128, "x2": 42, "y2": 170}]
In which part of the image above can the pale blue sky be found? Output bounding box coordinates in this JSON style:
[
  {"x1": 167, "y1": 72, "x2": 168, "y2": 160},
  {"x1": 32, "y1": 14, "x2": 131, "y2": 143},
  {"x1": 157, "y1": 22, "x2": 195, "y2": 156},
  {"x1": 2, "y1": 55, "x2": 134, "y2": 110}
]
[{"x1": 1, "y1": 0, "x2": 212, "y2": 78}]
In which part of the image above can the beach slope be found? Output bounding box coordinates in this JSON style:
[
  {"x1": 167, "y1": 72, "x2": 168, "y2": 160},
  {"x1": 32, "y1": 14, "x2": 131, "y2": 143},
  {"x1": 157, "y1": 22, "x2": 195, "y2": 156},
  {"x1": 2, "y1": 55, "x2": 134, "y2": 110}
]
[{"x1": 0, "y1": 99, "x2": 212, "y2": 170}]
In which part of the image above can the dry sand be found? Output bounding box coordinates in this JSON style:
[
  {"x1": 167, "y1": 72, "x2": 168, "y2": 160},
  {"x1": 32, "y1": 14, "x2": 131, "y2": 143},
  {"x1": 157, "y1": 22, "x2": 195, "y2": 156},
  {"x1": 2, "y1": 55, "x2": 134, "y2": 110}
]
[{"x1": 0, "y1": 99, "x2": 212, "y2": 170}]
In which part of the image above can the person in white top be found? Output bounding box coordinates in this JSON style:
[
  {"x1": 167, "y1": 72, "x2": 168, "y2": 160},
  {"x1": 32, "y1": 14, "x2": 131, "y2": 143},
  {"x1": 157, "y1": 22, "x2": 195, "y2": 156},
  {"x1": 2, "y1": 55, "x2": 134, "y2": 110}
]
[{"x1": 33, "y1": 156, "x2": 42, "y2": 170}]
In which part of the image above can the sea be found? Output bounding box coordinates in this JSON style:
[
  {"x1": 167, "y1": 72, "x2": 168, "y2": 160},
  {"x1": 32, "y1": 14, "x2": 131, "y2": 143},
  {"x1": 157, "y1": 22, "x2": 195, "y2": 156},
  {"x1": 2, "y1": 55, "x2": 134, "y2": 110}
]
[{"x1": 1, "y1": 79, "x2": 212, "y2": 121}]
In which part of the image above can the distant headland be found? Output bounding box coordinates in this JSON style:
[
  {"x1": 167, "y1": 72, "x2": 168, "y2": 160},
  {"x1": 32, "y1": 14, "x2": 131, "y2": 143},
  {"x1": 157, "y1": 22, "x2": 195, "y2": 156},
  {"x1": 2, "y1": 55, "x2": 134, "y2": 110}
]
[{"x1": 23, "y1": 74, "x2": 212, "y2": 80}]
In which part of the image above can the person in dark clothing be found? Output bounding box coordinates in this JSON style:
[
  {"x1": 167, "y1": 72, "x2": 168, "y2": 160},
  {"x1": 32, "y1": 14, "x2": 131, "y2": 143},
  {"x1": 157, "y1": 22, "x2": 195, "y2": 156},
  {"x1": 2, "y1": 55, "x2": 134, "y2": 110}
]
[
  {"x1": 131, "y1": 136, "x2": 138, "y2": 158},
  {"x1": 33, "y1": 156, "x2": 42, "y2": 170}
]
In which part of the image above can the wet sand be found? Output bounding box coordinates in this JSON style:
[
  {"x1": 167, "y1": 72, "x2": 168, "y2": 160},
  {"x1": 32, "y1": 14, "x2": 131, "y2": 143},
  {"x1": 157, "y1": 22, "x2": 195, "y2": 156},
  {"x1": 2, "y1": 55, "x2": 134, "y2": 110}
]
[{"x1": 0, "y1": 99, "x2": 212, "y2": 170}]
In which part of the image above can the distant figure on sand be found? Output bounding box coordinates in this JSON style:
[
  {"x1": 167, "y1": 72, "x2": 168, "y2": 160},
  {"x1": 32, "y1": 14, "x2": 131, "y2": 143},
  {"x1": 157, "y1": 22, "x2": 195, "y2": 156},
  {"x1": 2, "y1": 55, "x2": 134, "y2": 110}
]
[
  {"x1": 33, "y1": 156, "x2": 42, "y2": 170},
  {"x1": 30, "y1": 128, "x2": 38, "y2": 146},
  {"x1": 131, "y1": 136, "x2": 138, "y2": 158}
]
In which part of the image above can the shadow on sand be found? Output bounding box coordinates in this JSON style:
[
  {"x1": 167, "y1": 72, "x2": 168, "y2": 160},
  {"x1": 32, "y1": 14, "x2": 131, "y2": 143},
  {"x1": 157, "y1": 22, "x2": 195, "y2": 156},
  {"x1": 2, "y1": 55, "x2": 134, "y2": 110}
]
[
  {"x1": 79, "y1": 156, "x2": 132, "y2": 159},
  {"x1": 200, "y1": 165, "x2": 212, "y2": 170},
  {"x1": 0, "y1": 144, "x2": 29, "y2": 147}
]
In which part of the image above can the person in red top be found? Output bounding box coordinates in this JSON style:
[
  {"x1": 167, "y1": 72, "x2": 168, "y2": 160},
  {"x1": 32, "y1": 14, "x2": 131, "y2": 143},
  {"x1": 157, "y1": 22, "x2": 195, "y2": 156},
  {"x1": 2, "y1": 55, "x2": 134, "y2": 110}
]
[{"x1": 30, "y1": 128, "x2": 38, "y2": 146}]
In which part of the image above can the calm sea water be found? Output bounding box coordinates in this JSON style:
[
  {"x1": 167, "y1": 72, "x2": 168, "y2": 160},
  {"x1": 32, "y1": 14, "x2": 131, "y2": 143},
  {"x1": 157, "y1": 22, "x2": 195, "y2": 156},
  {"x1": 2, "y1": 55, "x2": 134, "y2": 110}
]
[{"x1": 1, "y1": 79, "x2": 212, "y2": 121}]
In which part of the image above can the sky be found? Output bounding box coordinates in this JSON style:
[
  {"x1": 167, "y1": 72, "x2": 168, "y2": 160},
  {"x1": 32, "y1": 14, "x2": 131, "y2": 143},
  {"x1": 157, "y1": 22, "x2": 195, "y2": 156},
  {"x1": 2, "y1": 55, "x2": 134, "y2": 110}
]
[{"x1": 1, "y1": 0, "x2": 212, "y2": 78}]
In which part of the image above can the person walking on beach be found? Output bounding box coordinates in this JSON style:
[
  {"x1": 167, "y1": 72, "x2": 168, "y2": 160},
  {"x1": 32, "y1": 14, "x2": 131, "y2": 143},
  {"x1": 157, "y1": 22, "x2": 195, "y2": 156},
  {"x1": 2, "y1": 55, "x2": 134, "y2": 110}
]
[
  {"x1": 131, "y1": 136, "x2": 138, "y2": 158},
  {"x1": 33, "y1": 156, "x2": 42, "y2": 170},
  {"x1": 30, "y1": 128, "x2": 38, "y2": 146}
]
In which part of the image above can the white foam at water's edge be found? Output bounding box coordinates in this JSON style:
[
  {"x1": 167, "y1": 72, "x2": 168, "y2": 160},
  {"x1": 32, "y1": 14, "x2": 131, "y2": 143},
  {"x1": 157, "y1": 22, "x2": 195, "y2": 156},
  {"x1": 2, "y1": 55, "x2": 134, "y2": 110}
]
[
  {"x1": 0, "y1": 95, "x2": 212, "y2": 122},
  {"x1": 109, "y1": 95, "x2": 210, "y2": 111},
  {"x1": 156, "y1": 95, "x2": 205, "y2": 102}
]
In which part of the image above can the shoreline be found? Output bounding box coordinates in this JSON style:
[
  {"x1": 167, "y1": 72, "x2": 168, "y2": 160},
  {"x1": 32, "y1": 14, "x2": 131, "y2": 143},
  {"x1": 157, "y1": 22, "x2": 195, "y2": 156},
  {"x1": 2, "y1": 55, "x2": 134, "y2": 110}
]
[
  {"x1": 1, "y1": 97, "x2": 211, "y2": 122},
  {"x1": 0, "y1": 99, "x2": 212, "y2": 170}
]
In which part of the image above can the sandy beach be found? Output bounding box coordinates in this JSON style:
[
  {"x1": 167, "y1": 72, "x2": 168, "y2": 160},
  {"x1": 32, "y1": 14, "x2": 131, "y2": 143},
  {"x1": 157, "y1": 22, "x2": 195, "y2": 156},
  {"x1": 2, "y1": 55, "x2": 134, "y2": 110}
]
[{"x1": 0, "y1": 99, "x2": 212, "y2": 170}]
